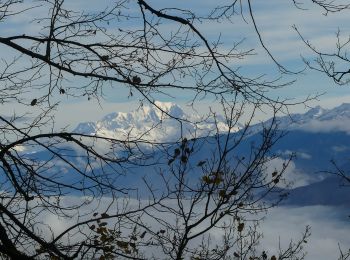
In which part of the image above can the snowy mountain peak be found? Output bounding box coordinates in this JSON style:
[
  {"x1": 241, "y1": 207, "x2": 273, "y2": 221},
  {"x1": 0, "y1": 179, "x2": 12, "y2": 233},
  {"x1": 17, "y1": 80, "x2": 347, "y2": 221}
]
[
  {"x1": 248, "y1": 103, "x2": 350, "y2": 135},
  {"x1": 321, "y1": 103, "x2": 350, "y2": 119},
  {"x1": 74, "y1": 101, "x2": 233, "y2": 142},
  {"x1": 154, "y1": 101, "x2": 184, "y2": 118},
  {"x1": 270, "y1": 103, "x2": 350, "y2": 134},
  {"x1": 74, "y1": 102, "x2": 350, "y2": 142},
  {"x1": 304, "y1": 105, "x2": 325, "y2": 118},
  {"x1": 334, "y1": 102, "x2": 350, "y2": 110},
  {"x1": 74, "y1": 122, "x2": 97, "y2": 134},
  {"x1": 303, "y1": 103, "x2": 350, "y2": 122}
]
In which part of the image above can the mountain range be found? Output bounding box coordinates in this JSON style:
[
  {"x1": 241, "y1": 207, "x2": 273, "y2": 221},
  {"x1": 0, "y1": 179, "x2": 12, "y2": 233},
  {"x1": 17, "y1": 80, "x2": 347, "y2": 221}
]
[
  {"x1": 74, "y1": 101, "x2": 234, "y2": 142},
  {"x1": 20, "y1": 102, "x2": 350, "y2": 206}
]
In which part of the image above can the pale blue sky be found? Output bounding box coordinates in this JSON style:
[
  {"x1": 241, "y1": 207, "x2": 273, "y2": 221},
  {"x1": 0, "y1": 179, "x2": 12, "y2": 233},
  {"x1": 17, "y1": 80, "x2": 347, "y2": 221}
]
[{"x1": 1, "y1": 0, "x2": 350, "y2": 128}]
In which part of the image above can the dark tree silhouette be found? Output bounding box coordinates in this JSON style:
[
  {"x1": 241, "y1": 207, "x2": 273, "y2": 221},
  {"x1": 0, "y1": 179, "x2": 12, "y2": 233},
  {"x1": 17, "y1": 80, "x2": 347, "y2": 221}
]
[
  {"x1": 291, "y1": 1, "x2": 350, "y2": 85},
  {"x1": 2, "y1": 0, "x2": 342, "y2": 259}
]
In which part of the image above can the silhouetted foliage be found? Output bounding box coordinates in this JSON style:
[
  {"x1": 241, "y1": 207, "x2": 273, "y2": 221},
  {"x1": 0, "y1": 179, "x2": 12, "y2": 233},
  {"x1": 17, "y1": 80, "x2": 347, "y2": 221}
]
[{"x1": 2, "y1": 0, "x2": 346, "y2": 259}]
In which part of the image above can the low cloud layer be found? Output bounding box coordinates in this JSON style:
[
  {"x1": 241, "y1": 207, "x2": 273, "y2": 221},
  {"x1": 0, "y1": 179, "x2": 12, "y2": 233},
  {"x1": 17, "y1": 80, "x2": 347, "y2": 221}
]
[
  {"x1": 299, "y1": 119, "x2": 350, "y2": 134},
  {"x1": 260, "y1": 205, "x2": 350, "y2": 260},
  {"x1": 39, "y1": 196, "x2": 350, "y2": 259}
]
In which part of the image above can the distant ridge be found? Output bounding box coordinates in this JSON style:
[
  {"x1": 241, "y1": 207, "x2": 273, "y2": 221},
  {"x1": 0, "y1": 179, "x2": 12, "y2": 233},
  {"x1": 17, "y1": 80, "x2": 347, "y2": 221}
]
[{"x1": 254, "y1": 103, "x2": 350, "y2": 134}]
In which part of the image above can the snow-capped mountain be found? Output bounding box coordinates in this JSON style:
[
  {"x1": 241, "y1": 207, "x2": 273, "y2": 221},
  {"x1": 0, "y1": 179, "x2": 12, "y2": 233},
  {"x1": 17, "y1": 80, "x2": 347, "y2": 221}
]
[
  {"x1": 17, "y1": 102, "x2": 350, "y2": 205},
  {"x1": 74, "y1": 102, "x2": 350, "y2": 141},
  {"x1": 268, "y1": 103, "x2": 350, "y2": 133},
  {"x1": 74, "y1": 101, "x2": 235, "y2": 142}
]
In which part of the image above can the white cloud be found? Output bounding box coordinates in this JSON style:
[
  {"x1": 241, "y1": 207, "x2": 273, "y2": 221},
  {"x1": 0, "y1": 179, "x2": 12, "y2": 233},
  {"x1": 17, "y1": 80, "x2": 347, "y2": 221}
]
[
  {"x1": 332, "y1": 145, "x2": 349, "y2": 152},
  {"x1": 260, "y1": 205, "x2": 350, "y2": 260},
  {"x1": 298, "y1": 152, "x2": 312, "y2": 160},
  {"x1": 300, "y1": 118, "x2": 350, "y2": 134},
  {"x1": 265, "y1": 157, "x2": 318, "y2": 188},
  {"x1": 282, "y1": 150, "x2": 312, "y2": 160}
]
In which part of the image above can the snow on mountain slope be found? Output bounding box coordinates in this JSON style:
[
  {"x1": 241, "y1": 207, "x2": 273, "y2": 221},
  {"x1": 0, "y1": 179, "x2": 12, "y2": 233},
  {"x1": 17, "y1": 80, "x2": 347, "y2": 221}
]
[
  {"x1": 74, "y1": 101, "x2": 237, "y2": 142},
  {"x1": 22, "y1": 102, "x2": 350, "y2": 205},
  {"x1": 258, "y1": 103, "x2": 350, "y2": 134},
  {"x1": 74, "y1": 102, "x2": 350, "y2": 142}
]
